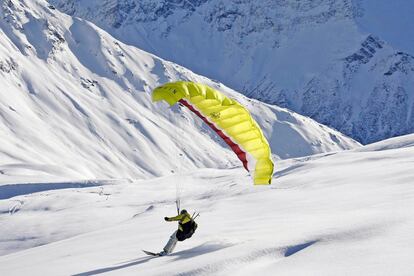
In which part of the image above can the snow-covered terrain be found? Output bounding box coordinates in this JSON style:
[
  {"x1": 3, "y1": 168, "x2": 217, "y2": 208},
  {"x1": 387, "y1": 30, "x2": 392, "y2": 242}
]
[
  {"x1": 1, "y1": 134, "x2": 413, "y2": 276},
  {"x1": 0, "y1": 0, "x2": 358, "y2": 185},
  {"x1": 48, "y1": 0, "x2": 414, "y2": 144},
  {"x1": 1, "y1": 1, "x2": 413, "y2": 275},
  {"x1": 355, "y1": 0, "x2": 414, "y2": 54}
]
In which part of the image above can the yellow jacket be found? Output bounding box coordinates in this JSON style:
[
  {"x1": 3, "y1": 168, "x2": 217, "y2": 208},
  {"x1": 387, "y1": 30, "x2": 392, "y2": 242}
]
[{"x1": 166, "y1": 213, "x2": 192, "y2": 231}]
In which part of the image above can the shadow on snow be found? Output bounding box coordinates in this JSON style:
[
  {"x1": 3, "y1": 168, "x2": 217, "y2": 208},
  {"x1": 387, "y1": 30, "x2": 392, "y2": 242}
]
[
  {"x1": 170, "y1": 242, "x2": 233, "y2": 260},
  {"x1": 284, "y1": 240, "x2": 318, "y2": 257},
  {"x1": 0, "y1": 181, "x2": 107, "y2": 200},
  {"x1": 72, "y1": 242, "x2": 233, "y2": 275},
  {"x1": 71, "y1": 256, "x2": 156, "y2": 276}
]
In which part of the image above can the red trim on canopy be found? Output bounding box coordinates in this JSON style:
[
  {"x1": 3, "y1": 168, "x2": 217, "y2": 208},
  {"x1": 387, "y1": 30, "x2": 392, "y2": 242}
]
[{"x1": 179, "y1": 99, "x2": 249, "y2": 171}]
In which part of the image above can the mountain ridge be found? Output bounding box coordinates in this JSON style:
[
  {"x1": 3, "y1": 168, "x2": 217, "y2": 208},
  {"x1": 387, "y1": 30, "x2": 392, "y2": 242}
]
[
  {"x1": 0, "y1": 0, "x2": 358, "y2": 184},
  {"x1": 48, "y1": 0, "x2": 414, "y2": 144}
]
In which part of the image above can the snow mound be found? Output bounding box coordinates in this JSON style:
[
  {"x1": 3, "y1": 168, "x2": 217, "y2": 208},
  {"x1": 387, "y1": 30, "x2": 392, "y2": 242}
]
[{"x1": 356, "y1": 133, "x2": 414, "y2": 152}]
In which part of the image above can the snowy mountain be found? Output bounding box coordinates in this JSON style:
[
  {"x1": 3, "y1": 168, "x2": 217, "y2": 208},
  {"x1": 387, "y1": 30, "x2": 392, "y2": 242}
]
[
  {"x1": 355, "y1": 0, "x2": 414, "y2": 55},
  {"x1": 299, "y1": 36, "x2": 414, "y2": 144},
  {"x1": 48, "y1": 0, "x2": 414, "y2": 144},
  {"x1": 1, "y1": 2, "x2": 413, "y2": 275},
  {"x1": 0, "y1": 0, "x2": 358, "y2": 185},
  {"x1": 1, "y1": 131, "x2": 413, "y2": 275}
]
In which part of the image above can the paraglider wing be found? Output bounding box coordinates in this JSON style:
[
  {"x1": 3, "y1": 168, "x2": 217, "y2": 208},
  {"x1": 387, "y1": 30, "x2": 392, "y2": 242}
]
[{"x1": 152, "y1": 81, "x2": 274, "y2": 185}]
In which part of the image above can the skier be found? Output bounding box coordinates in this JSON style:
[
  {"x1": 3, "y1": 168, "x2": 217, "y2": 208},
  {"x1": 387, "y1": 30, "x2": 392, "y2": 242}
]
[{"x1": 160, "y1": 209, "x2": 198, "y2": 255}]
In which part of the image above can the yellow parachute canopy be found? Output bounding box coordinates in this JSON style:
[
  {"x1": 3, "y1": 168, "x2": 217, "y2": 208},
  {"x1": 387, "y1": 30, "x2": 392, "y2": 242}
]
[{"x1": 152, "y1": 81, "x2": 274, "y2": 185}]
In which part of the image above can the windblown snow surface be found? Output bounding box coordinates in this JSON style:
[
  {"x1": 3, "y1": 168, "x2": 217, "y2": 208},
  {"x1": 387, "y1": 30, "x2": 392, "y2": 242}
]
[
  {"x1": 1, "y1": 0, "x2": 413, "y2": 275},
  {"x1": 1, "y1": 134, "x2": 414, "y2": 276}
]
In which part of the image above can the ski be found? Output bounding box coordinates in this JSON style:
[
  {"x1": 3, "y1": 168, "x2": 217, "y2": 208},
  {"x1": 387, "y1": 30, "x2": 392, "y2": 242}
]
[{"x1": 142, "y1": 250, "x2": 164, "y2": 257}]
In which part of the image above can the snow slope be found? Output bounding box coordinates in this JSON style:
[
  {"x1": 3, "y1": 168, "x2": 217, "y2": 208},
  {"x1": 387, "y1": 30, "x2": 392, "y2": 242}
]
[
  {"x1": 0, "y1": 1, "x2": 411, "y2": 275},
  {"x1": 49, "y1": 0, "x2": 414, "y2": 144},
  {"x1": 1, "y1": 134, "x2": 413, "y2": 276},
  {"x1": 355, "y1": 0, "x2": 414, "y2": 54},
  {"x1": 0, "y1": 0, "x2": 359, "y2": 185}
]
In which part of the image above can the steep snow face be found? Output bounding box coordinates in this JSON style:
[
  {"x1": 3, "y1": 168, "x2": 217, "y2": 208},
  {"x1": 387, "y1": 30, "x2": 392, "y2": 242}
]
[
  {"x1": 355, "y1": 0, "x2": 414, "y2": 55},
  {"x1": 295, "y1": 36, "x2": 414, "y2": 144},
  {"x1": 48, "y1": 0, "x2": 414, "y2": 144},
  {"x1": 0, "y1": 134, "x2": 413, "y2": 275},
  {"x1": 0, "y1": 0, "x2": 358, "y2": 184}
]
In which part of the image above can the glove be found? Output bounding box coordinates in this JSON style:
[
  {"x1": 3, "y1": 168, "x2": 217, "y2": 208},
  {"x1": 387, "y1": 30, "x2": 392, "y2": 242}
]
[{"x1": 164, "y1": 217, "x2": 169, "y2": 221}]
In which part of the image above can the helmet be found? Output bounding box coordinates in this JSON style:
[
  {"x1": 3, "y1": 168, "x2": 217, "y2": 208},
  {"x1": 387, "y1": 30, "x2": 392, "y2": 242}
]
[{"x1": 180, "y1": 209, "x2": 188, "y2": 215}]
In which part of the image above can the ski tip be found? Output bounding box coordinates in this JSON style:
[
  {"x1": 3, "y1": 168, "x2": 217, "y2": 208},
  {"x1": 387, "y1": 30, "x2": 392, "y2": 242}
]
[{"x1": 143, "y1": 250, "x2": 163, "y2": 257}]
